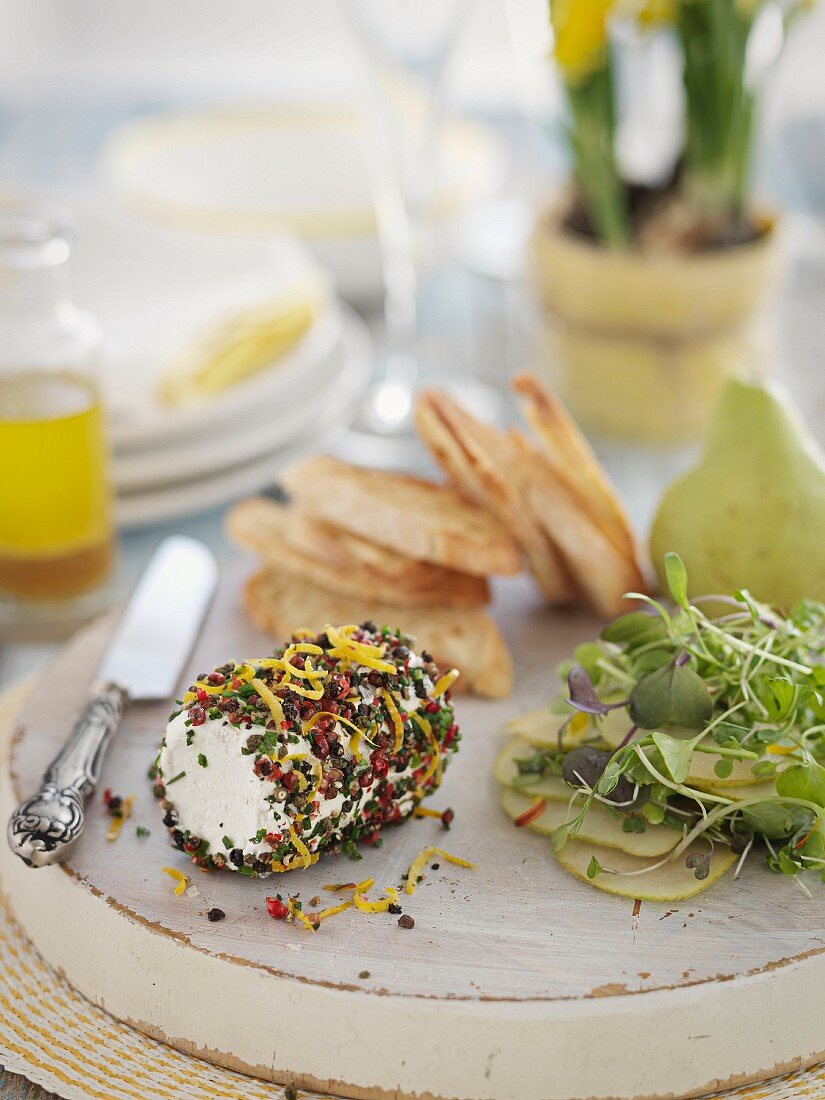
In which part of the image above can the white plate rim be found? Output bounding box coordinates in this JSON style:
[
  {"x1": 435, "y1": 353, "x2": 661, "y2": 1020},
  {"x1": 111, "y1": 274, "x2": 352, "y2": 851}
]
[{"x1": 114, "y1": 310, "x2": 371, "y2": 529}]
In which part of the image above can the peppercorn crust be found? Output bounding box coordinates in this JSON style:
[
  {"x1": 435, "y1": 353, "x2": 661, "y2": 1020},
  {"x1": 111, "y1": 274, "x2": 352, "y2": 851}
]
[
  {"x1": 225, "y1": 496, "x2": 490, "y2": 608},
  {"x1": 280, "y1": 454, "x2": 522, "y2": 577},
  {"x1": 154, "y1": 624, "x2": 462, "y2": 876},
  {"x1": 242, "y1": 568, "x2": 513, "y2": 699}
]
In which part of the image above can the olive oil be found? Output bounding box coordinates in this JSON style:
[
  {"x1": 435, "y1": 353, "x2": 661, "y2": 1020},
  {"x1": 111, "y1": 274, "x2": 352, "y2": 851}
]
[{"x1": 0, "y1": 370, "x2": 114, "y2": 599}]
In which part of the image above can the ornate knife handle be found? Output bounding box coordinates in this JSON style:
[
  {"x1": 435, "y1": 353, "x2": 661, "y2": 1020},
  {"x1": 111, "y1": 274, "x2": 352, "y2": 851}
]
[{"x1": 7, "y1": 682, "x2": 127, "y2": 868}]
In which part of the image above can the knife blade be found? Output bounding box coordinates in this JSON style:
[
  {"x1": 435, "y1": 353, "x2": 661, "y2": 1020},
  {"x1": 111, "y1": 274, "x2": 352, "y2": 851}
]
[
  {"x1": 7, "y1": 536, "x2": 218, "y2": 868},
  {"x1": 97, "y1": 536, "x2": 218, "y2": 700}
]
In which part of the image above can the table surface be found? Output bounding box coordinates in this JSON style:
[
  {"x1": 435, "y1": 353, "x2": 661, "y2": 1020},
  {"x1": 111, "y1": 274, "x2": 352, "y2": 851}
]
[
  {"x1": 0, "y1": 1077, "x2": 54, "y2": 1100},
  {"x1": 2, "y1": 90, "x2": 825, "y2": 1098}
]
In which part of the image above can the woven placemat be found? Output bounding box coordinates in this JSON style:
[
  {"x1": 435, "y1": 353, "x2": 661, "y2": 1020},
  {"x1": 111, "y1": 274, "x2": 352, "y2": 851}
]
[{"x1": 0, "y1": 682, "x2": 823, "y2": 1100}]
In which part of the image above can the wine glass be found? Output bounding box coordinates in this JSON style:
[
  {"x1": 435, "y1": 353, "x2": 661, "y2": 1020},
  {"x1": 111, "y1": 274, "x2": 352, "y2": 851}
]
[{"x1": 343, "y1": 0, "x2": 502, "y2": 466}]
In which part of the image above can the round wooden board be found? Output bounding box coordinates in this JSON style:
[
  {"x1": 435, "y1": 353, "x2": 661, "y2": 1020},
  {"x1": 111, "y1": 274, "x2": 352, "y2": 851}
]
[{"x1": 3, "y1": 570, "x2": 825, "y2": 1100}]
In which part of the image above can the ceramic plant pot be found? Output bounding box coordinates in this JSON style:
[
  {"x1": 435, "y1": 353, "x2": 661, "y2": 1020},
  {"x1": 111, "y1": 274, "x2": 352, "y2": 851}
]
[{"x1": 530, "y1": 202, "x2": 780, "y2": 443}]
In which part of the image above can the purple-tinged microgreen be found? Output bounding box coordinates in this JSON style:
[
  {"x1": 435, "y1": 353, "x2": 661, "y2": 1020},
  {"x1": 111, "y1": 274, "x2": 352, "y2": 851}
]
[{"x1": 566, "y1": 666, "x2": 628, "y2": 716}]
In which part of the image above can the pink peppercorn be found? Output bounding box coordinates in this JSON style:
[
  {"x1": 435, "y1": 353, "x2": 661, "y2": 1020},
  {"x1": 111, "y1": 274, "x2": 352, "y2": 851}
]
[{"x1": 265, "y1": 897, "x2": 288, "y2": 920}]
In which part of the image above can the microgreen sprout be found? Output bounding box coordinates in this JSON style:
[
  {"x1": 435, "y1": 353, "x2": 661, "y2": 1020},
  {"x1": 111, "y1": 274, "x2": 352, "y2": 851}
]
[{"x1": 546, "y1": 555, "x2": 825, "y2": 890}]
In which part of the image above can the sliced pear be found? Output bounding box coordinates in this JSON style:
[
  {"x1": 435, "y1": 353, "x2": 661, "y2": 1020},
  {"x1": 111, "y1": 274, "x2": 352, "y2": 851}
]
[
  {"x1": 597, "y1": 708, "x2": 772, "y2": 788},
  {"x1": 505, "y1": 704, "x2": 627, "y2": 750},
  {"x1": 688, "y1": 753, "x2": 773, "y2": 789},
  {"x1": 500, "y1": 788, "x2": 682, "y2": 858},
  {"x1": 696, "y1": 780, "x2": 777, "y2": 803},
  {"x1": 554, "y1": 839, "x2": 736, "y2": 901},
  {"x1": 493, "y1": 737, "x2": 572, "y2": 801}
]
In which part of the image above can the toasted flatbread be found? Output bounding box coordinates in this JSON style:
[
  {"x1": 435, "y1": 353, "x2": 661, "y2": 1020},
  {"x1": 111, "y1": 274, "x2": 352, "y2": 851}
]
[
  {"x1": 416, "y1": 390, "x2": 645, "y2": 617},
  {"x1": 244, "y1": 568, "x2": 513, "y2": 698},
  {"x1": 280, "y1": 455, "x2": 521, "y2": 578},
  {"x1": 226, "y1": 497, "x2": 489, "y2": 608},
  {"x1": 510, "y1": 432, "x2": 647, "y2": 618},
  {"x1": 512, "y1": 372, "x2": 638, "y2": 560},
  {"x1": 415, "y1": 391, "x2": 572, "y2": 605}
]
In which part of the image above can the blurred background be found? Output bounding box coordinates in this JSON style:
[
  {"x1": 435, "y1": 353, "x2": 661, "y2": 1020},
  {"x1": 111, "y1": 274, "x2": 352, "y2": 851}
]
[{"x1": 0, "y1": 0, "x2": 824, "y2": 661}]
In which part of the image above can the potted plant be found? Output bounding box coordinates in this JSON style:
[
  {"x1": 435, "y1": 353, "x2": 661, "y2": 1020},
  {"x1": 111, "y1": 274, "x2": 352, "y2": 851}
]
[{"x1": 531, "y1": 0, "x2": 811, "y2": 443}]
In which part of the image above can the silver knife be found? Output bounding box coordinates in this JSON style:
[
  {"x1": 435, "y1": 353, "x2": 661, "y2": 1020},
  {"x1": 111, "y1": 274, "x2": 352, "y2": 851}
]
[{"x1": 7, "y1": 536, "x2": 218, "y2": 868}]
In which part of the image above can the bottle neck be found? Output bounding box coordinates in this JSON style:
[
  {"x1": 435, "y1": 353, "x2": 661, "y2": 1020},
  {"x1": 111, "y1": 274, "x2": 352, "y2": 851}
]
[
  {"x1": 0, "y1": 212, "x2": 73, "y2": 321},
  {"x1": 0, "y1": 262, "x2": 70, "y2": 318}
]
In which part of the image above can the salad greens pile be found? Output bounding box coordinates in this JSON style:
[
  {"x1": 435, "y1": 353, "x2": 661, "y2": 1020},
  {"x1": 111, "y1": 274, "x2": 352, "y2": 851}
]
[{"x1": 519, "y1": 553, "x2": 825, "y2": 895}]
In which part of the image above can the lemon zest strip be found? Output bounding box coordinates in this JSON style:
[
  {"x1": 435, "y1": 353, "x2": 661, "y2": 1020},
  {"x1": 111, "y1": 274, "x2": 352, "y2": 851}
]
[
  {"x1": 316, "y1": 899, "x2": 353, "y2": 922},
  {"x1": 288, "y1": 897, "x2": 316, "y2": 932},
  {"x1": 405, "y1": 846, "x2": 476, "y2": 896},
  {"x1": 432, "y1": 668, "x2": 460, "y2": 697},
  {"x1": 289, "y1": 824, "x2": 314, "y2": 869},
  {"x1": 411, "y1": 712, "x2": 442, "y2": 793},
  {"x1": 382, "y1": 688, "x2": 405, "y2": 753},
  {"x1": 251, "y1": 678, "x2": 285, "y2": 728},
  {"x1": 354, "y1": 885, "x2": 399, "y2": 913},
  {"x1": 161, "y1": 866, "x2": 188, "y2": 896}
]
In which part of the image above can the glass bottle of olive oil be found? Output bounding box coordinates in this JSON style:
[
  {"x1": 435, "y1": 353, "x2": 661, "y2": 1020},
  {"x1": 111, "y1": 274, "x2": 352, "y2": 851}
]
[{"x1": 0, "y1": 209, "x2": 114, "y2": 634}]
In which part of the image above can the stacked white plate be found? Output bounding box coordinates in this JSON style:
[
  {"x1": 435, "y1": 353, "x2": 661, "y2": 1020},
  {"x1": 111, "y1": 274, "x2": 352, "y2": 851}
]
[{"x1": 70, "y1": 208, "x2": 372, "y2": 528}]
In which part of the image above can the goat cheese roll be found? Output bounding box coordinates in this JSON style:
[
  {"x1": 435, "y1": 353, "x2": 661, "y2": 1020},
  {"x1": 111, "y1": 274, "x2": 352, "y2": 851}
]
[{"x1": 154, "y1": 623, "x2": 460, "y2": 876}]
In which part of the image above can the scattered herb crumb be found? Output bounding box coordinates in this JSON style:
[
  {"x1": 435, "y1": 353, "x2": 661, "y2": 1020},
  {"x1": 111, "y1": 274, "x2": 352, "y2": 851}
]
[
  {"x1": 197, "y1": 754, "x2": 208, "y2": 768},
  {"x1": 284, "y1": 1085, "x2": 299, "y2": 1100},
  {"x1": 136, "y1": 826, "x2": 150, "y2": 838},
  {"x1": 388, "y1": 902, "x2": 402, "y2": 915},
  {"x1": 166, "y1": 770, "x2": 186, "y2": 786},
  {"x1": 358, "y1": 970, "x2": 370, "y2": 979}
]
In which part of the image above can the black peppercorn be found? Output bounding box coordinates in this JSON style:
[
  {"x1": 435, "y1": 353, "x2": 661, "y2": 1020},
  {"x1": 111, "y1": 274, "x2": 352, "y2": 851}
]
[
  {"x1": 398, "y1": 914, "x2": 415, "y2": 929},
  {"x1": 207, "y1": 908, "x2": 225, "y2": 922},
  {"x1": 229, "y1": 848, "x2": 244, "y2": 867}
]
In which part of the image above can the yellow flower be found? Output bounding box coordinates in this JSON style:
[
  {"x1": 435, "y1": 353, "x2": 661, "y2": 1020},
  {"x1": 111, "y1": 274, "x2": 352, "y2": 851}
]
[
  {"x1": 550, "y1": 0, "x2": 617, "y2": 82},
  {"x1": 637, "y1": 0, "x2": 676, "y2": 23}
]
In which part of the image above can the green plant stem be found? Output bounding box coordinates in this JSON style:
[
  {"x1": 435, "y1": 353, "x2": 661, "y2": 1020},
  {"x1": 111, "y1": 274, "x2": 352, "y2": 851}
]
[
  {"x1": 565, "y1": 65, "x2": 630, "y2": 247},
  {"x1": 676, "y1": 0, "x2": 756, "y2": 225}
]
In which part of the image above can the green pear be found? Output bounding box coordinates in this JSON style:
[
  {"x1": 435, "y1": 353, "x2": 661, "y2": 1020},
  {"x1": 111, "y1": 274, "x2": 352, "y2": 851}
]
[{"x1": 650, "y1": 376, "x2": 825, "y2": 608}]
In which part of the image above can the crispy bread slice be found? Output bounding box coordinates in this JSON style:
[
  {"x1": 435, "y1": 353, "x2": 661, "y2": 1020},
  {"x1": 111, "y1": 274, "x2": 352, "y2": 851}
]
[
  {"x1": 243, "y1": 568, "x2": 513, "y2": 698},
  {"x1": 512, "y1": 372, "x2": 638, "y2": 560},
  {"x1": 415, "y1": 391, "x2": 572, "y2": 605},
  {"x1": 510, "y1": 432, "x2": 647, "y2": 618},
  {"x1": 280, "y1": 455, "x2": 521, "y2": 578},
  {"x1": 226, "y1": 497, "x2": 489, "y2": 608}
]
